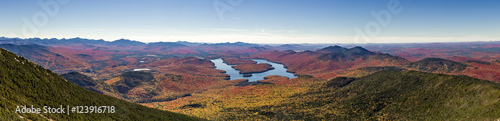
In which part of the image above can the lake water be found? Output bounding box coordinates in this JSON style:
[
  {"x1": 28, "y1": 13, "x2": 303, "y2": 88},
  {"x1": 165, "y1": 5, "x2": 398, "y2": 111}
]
[{"x1": 211, "y1": 58, "x2": 297, "y2": 82}]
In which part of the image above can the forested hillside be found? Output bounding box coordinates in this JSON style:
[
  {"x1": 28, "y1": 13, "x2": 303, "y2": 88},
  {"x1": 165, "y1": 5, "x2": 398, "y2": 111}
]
[{"x1": 0, "y1": 48, "x2": 202, "y2": 120}]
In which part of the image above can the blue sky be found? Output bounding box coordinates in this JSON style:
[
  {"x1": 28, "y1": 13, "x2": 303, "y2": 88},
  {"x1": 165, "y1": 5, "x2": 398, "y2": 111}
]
[{"x1": 1, "y1": 0, "x2": 499, "y2": 43}]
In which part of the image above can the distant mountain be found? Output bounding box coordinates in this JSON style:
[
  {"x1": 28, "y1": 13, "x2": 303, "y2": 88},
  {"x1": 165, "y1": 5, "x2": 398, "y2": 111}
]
[
  {"x1": 465, "y1": 60, "x2": 491, "y2": 65},
  {"x1": 205, "y1": 42, "x2": 258, "y2": 47},
  {"x1": 0, "y1": 37, "x2": 273, "y2": 55},
  {"x1": 256, "y1": 45, "x2": 410, "y2": 76},
  {"x1": 0, "y1": 37, "x2": 108, "y2": 46},
  {"x1": 174, "y1": 41, "x2": 200, "y2": 46},
  {"x1": 249, "y1": 46, "x2": 268, "y2": 51},
  {"x1": 361, "y1": 41, "x2": 500, "y2": 62},
  {"x1": 0, "y1": 48, "x2": 201, "y2": 120},
  {"x1": 0, "y1": 37, "x2": 149, "y2": 47},
  {"x1": 317, "y1": 46, "x2": 375, "y2": 61},
  {"x1": 274, "y1": 44, "x2": 308, "y2": 51},
  {"x1": 317, "y1": 45, "x2": 347, "y2": 53},
  {"x1": 0, "y1": 44, "x2": 87, "y2": 72},
  {"x1": 146, "y1": 42, "x2": 187, "y2": 49},
  {"x1": 278, "y1": 44, "x2": 301, "y2": 48},
  {"x1": 0, "y1": 44, "x2": 49, "y2": 55},
  {"x1": 62, "y1": 37, "x2": 108, "y2": 45},
  {"x1": 410, "y1": 58, "x2": 468, "y2": 73},
  {"x1": 108, "y1": 39, "x2": 146, "y2": 47},
  {"x1": 259, "y1": 45, "x2": 500, "y2": 82},
  {"x1": 347, "y1": 46, "x2": 376, "y2": 55}
]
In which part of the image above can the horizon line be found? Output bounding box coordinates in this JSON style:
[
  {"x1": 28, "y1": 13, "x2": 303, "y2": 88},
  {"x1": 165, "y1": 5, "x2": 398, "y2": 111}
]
[{"x1": 1, "y1": 36, "x2": 499, "y2": 45}]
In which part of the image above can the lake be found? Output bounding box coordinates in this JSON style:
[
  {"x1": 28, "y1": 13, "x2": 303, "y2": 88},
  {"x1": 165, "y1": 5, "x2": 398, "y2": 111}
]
[{"x1": 211, "y1": 58, "x2": 297, "y2": 82}]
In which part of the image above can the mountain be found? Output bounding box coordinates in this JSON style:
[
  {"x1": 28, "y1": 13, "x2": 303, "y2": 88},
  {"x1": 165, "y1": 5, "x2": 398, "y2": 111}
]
[
  {"x1": 61, "y1": 72, "x2": 118, "y2": 95},
  {"x1": 107, "y1": 71, "x2": 157, "y2": 94},
  {"x1": 0, "y1": 44, "x2": 87, "y2": 72},
  {"x1": 0, "y1": 37, "x2": 279, "y2": 58},
  {"x1": 158, "y1": 68, "x2": 500, "y2": 120},
  {"x1": 256, "y1": 46, "x2": 410, "y2": 77},
  {"x1": 198, "y1": 69, "x2": 500, "y2": 120},
  {"x1": 317, "y1": 46, "x2": 376, "y2": 60},
  {"x1": 465, "y1": 60, "x2": 491, "y2": 65},
  {"x1": 361, "y1": 42, "x2": 500, "y2": 62},
  {"x1": 298, "y1": 69, "x2": 500, "y2": 120},
  {"x1": 256, "y1": 45, "x2": 500, "y2": 82},
  {"x1": 338, "y1": 66, "x2": 407, "y2": 78},
  {"x1": 146, "y1": 42, "x2": 187, "y2": 49},
  {"x1": 410, "y1": 58, "x2": 468, "y2": 73},
  {"x1": 103, "y1": 58, "x2": 227, "y2": 103},
  {"x1": 108, "y1": 39, "x2": 146, "y2": 47},
  {"x1": 347, "y1": 46, "x2": 376, "y2": 55},
  {"x1": 0, "y1": 48, "x2": 201, "y2": 120},
  {"x1": 275, "y1": 44, "x2": 309, "y2": 51},
  {"x1": 205, "y1": 42, "x2": 258, "y2": 47},
  {"x1": 317, "y1": 45, "x2": 347, "y2": 53},
  {"x1": 0, "y1": 37, "x2": 108, "y2": 46}
]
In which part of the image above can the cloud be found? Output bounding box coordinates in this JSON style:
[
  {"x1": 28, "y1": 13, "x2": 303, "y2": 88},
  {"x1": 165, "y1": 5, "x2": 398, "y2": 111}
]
[
  {"x1": 207, "y1": 28, "x2": 247, "y2": 32},
  {"x1": 5, "y1": 27, "x2": 498, "y2": 44},
  {"x1": 125, "y1": 32, "x2": 352, "y2": 44},
  {"x1": 366, "y1": 36, "x2": 500, "y2": 43}
]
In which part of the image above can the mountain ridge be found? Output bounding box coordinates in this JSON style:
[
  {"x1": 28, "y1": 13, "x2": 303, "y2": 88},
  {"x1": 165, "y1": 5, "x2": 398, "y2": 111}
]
[
  {"x1": 0, "y1": 48, "x2": 202, "y2": 120},
  {"x1": 158, "y1": 68, "x2": 500, "y2": 120}
]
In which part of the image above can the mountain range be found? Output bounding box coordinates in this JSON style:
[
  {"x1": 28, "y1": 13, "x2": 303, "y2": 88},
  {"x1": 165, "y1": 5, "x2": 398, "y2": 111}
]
[
  {"x1": 256, "y1": 46, "x2": 500, "y2": 82},
  {"x1": 1, "y1": 37, "x2": 499, "y2": 120},
  {"x1": 0, "y1": 48, "x2": 202, "y2": 120}
]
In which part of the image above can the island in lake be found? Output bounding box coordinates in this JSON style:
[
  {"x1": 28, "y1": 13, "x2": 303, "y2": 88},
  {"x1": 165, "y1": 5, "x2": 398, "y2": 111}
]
[{"x1": 233, "y1": 63, "x2": 275, "y2": 74}]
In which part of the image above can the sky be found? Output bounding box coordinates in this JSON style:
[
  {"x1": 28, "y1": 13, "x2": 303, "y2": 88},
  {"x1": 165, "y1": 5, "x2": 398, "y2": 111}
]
[{"x1": 1, "y1": 0, "x2": 499, "y2": 44}]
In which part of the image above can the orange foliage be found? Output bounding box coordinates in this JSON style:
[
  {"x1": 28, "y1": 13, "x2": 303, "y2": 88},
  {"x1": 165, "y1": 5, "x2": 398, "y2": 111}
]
[
  {"x1": 232, "y1": 63, "x2": 274, "y2": 74},
  {"x1": 104, "y1": 77, "x2": 122, "y2": 85},
  {"x1": 255, "y1": 50, "x2": 409, "y2": 77}
]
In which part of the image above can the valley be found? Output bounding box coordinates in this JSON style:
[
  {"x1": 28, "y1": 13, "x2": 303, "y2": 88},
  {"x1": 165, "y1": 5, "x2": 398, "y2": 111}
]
[
  {"x1": 2, "y1": 1, "x2": 499, "y2": 120},
  {"x1": 0, "y1": 48, "x2": 201, "y2": 120},
  {"x1": 1, "y1": 37, "x2": 499, "y2": 120}
]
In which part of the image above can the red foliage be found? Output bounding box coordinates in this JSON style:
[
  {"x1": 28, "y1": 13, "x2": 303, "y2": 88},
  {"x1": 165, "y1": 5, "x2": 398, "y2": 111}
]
[
  {"x1": 255, "y1": 50, "x2": 409, "y2": 77},
  {"x1": 232, "y1": 63, "x2": 274, "y2": 74}
]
